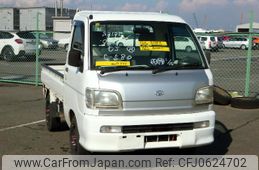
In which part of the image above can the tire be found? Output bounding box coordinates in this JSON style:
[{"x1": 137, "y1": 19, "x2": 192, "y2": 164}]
[
  {"x1": 2, "y1": 47, "x2": 15, "y2": 62},
  {"x1": 213, "y1": 85, "x2": 231, "y2": 105},
  {"x1": 185, "y1": 46, "x2": 192, "y2": 52},
  {"x1": 118, "y1": 42, "x2": 124, "y2": 47},
  {"x1": 70, "y1": 117, "x2": 89, "y2": 155},
  {"x1": 231, "y1": 97, "x2": 259, "y2": 109},
  {"x1": 26, "y1": 55, "x2": 36, "y2": 62},
  {"x1": 45, "y1": 95, "x2": 61, "y2": 131},
  {"x1": 240, "y1": 44, "x2": 246, "y2": 50}
]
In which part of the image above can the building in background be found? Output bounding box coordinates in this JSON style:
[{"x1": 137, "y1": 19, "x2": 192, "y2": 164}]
[
  {"x1": 0, "y1": 7, "x2": 19, "y2": 31},
  {"x1": 53, "y1": 17, "x2": 73, "y2": 40},
  {"x1": 19, "y1": 7, "x2": 76, "y2": 31},
  {"x1": 236, "y1": 22, "x2": 259, "y2": 33},
  {"x1": 0, "y1": 2, "x2": 76, "y2": 33}
]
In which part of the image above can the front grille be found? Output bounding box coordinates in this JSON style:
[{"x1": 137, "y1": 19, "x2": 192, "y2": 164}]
[{"x1": 122, "y1": 123, "x2": 193, "y2": 133}]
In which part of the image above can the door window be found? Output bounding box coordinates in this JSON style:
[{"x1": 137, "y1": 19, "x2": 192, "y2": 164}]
[{"x1": 68, "y1": 21, "x2": 85, "y2": 67}]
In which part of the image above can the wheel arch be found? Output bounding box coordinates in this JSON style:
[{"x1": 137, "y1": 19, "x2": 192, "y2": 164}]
[
  {"x1": 1, "y1": 45, "x2": 14, "y2": 55},
  {"x1": 67, "y1": 109, "x2": 76, "y2": 127}
]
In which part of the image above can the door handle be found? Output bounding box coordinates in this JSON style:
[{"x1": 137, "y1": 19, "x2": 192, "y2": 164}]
[{"x1": 65, "y1": 67, "x2": 69, "y2": 72}]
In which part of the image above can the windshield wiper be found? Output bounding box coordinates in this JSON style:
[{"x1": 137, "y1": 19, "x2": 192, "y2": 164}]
[
  {"x1": 152, "y1": 63, "x2": 204, "y2": 74},
  {"x1": 100, "y1": 65, "x2": 151, "y2": 75},
  {"x1": 152, "y1": 66, "x2": 177, "y2": 74}
]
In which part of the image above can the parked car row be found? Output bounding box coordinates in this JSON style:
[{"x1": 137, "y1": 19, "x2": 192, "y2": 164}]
[
  {"x1": 196, "y1": 34, "x2": 259, "y2": 51},
  {"x1": 0, "y1": 30, "x2": 71, "y2": 61}
]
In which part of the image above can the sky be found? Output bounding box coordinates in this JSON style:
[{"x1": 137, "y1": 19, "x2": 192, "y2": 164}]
[{"x1": 1, "y1": 0, "x2": 259, "y2": 31}]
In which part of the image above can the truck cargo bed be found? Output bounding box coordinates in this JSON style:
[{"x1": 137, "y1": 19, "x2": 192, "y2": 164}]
[{"x1": 41, "y1": 63, "x2": 65, "y2": 101}]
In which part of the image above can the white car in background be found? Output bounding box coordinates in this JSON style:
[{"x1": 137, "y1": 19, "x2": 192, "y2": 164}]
[
  {"x1": 174, "y1": 36, "x2": 196, "y2": 52},
  {"x1": 106, "y1": 33, "x2": 124, "y2": 46},
  {"x1": 197, "y1": 35, "x2": 217, "y2": 51},
  {"x1": 115, "y1": 34, "x2": 140, "y2": 47},
  {"x1": 0, "y1": 31, "x2": 39, "y2": 61}
]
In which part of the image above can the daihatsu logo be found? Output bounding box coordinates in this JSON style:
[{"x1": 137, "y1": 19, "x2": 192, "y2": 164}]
[{"x1": 155, "y1": 90, "x2": 164, "y2": 96}]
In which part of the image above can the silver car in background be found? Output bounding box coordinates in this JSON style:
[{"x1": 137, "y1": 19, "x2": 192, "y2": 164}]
[
  {"x1": 34, "y1": 33, "x2": 59, "y2": 49},
  {"x1": 223, "y1": 37, "x2": 249, "y2": 50}
]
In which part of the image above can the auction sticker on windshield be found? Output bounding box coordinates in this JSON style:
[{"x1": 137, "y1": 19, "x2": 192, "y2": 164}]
[
  {"x1": 140, "y1": 46, "x2": 170, "y2": 52},
  {"x1": 96, "y1": 61, "x2": 131, "y2": 66},
  {"x1": 139, "y1": 41, "x2": 168, "y2": 46}
]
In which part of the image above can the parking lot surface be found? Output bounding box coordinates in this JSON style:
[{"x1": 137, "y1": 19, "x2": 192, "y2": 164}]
[{"x1": 0, "y1": 83, "x2": 259, "y2": 157}]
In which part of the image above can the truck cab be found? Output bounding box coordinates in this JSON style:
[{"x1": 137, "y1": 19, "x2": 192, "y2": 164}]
[{"x1": 41, "y1": 11, "x2": 215, "y2": 154}]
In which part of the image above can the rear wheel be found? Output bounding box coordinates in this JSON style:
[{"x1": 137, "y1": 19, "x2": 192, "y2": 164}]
[
  {"x1": 45, "y1": 94, "x2": 61, "y2": 131},
  {"x1": 2, "y1": 47, "x2": 15, "y2": 62},
  {"x1": 118, "y1": 42, "x2": 124, "y2": 47},
  {"x1": 185, "y1": 46, "x2": 192, "y2": 52},
  {"x1": 240, "y1": 44, "x2": 246, "y2": 50}
]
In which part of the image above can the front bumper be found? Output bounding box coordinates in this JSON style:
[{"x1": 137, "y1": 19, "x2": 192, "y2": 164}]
[{"x1": 78, "y1": 110, "x2": 215, "y2": 152}]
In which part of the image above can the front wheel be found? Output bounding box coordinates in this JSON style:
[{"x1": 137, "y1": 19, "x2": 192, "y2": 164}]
[{"x1": 70, "y1": 117, "x2": 89, "y2": 155}]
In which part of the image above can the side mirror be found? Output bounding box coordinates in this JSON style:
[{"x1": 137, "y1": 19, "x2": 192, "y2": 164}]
[
  {"x1": 68, "y1": 49, "x2": 83, "y2": 72},
  {"x1": 205, "y1": 51, "x2": 211, "y2": 64}
]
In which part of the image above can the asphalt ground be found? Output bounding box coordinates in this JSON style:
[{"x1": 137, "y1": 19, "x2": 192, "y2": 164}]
[{"x1": 0, "y1": 83, "x2": 259, "y2": 158}]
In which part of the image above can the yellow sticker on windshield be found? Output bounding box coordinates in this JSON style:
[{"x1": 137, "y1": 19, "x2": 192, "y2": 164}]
[
  {"x1": 96, "y1": 61, "x2": 131, "y2": 66},
  {"x1": 140, "y1": 46, "x2": 170, "y2": 52},
  {"x1": 139, "y1": 41, "x2": 168, "y2": 46}
]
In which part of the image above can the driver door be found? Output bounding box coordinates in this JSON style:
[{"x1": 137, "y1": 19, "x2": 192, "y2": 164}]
[{"x1": 64, "y1": 20, "x2": 86, "y2": 118}]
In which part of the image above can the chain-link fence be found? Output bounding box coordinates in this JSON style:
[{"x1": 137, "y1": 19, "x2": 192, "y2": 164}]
[
  {"x1": 0, "y1": 30, "x2": 67, "y2": 85},
  {"x1": 0, "y1": 29, "x2": 258, "y2": 96},
  {"x1": 197, "y1": 32, "x2": 259, "y2": 96}
]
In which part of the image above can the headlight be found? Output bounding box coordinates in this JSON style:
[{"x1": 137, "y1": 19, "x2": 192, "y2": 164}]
[
  {"x1": 195, "y1": 86, "x2": 213, "y2": 104},
  {"x1": 86, "y1": 89, "x2": 122, "y2": 109}
]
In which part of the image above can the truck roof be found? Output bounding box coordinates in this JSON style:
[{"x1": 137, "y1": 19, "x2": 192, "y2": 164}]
[{"x1": 74, "y1": 11, "x2": 186, "y2": 24}]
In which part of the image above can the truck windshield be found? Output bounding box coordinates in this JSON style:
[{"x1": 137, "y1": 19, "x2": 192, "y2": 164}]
[{"x1": 90, "y1": 21, "x2": 206, "y2": 72}]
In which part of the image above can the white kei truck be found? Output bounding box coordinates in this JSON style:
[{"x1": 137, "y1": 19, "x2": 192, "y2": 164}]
[{"x1": 41, "y1": 11, "x2": 215, "y2": 154}]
